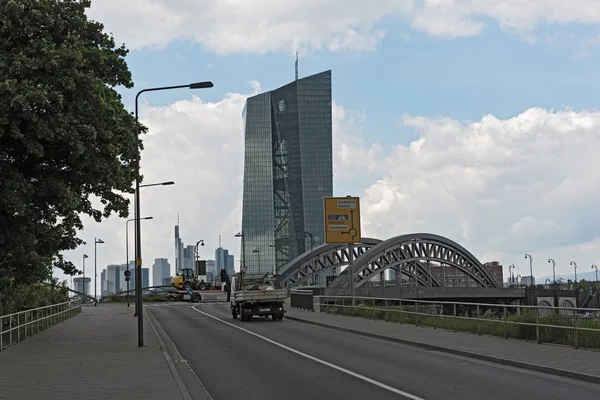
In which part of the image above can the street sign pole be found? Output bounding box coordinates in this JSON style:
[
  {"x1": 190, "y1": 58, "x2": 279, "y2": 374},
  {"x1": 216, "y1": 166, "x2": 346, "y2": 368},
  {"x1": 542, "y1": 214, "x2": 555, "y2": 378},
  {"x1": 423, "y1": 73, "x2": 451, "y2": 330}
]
[
  {"x1": 348, "y1": 242, "x2": 355, "y2": 305},
  {"x1": 323, "y1": 195, "x2": 361, "y2": 306}
]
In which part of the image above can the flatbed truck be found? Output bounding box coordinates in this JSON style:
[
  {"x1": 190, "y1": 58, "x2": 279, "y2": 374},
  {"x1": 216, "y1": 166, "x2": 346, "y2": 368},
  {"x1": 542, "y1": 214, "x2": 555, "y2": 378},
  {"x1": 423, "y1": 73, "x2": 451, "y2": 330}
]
[{"x1": 230, "y1": 272, "x2": 286, "y2": 321}]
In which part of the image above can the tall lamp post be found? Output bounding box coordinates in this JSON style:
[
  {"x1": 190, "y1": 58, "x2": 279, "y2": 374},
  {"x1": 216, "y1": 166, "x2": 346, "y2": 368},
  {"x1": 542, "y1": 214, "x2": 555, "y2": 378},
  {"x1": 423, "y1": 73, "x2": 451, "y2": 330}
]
[
  {"x1": 94, "y1": 238, "x2": 104, "y2": 306},
  {"x1": 269, "y1": 244, "x2": 276, "y2": 275},
  {"x1": 133, "y1": 181, "x2": 174, "y2": 318},
  {"x1": 524, "y1": 253, "x2": 536, "y2": 305},
  {"x1": 126, "y1": 216, "x2": 153, "y2": 307},
  {"x1": 524, "y1": 254, "x2": 534, "y2": 284},
  {"x1": 570, "y1": 261, "x2": 578, "y2": 283},
  {"x1": 253, "y1": 248, "x2": 261, "y2": 273},
  {"x1": 304, "y1": 232, "x2": 315, "y2": 285},
  {"x1": 548, "y1": 258, "x2": 556, "y2": 284},
  {"x1": 592, "y1": 264, "x2": 598, "y2": 283},
  {"x1": 134, "y1": 81, "x2": 212, "y2": 347},
  {"x1": 508, "y1": 264, "x2": 515, "y2": 285},
  {"x1": 82, "y1": 254, "x2": 89, "y2": 300},
  {"x1": 195, "y1": 240, "x2": 205, "y2": 275}
]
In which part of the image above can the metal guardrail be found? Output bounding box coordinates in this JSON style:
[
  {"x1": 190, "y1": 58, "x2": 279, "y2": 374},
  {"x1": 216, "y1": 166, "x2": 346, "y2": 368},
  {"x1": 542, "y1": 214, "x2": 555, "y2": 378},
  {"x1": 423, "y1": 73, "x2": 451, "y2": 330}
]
[
  {"x1": 0, "y1": 298, "x2": 83, "y2": 351},
  {"x1": 318, "y1": 295, "x2": 600, "y2": 350},
  {"x1": 290, "y1": 289, "x2": 314, "y2": 311}
]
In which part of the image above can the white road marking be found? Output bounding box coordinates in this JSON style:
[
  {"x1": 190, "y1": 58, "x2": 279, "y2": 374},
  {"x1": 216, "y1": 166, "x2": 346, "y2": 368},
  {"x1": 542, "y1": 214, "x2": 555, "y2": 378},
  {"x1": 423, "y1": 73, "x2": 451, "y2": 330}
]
[{"x1": 191, "y1": 306, "x2": 425, "y2": 400}]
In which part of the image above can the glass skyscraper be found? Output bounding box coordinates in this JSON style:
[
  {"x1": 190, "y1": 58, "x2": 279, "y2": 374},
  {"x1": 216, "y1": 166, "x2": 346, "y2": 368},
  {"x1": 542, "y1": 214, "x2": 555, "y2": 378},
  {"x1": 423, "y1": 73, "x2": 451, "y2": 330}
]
[{"x1": 241, "y1": 70, "x2": 333, "y2": 275}]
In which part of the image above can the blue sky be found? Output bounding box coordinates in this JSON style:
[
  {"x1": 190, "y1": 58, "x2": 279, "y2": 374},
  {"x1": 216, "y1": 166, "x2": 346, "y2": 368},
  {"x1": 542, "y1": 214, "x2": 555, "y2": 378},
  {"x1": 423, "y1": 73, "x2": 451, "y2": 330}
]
[
  {"x1": 117, "y1": 19, "x2": 600, "y2": 164},
  {"x1": 58, "y1": 1, "x2": 600, "y2": 292}
]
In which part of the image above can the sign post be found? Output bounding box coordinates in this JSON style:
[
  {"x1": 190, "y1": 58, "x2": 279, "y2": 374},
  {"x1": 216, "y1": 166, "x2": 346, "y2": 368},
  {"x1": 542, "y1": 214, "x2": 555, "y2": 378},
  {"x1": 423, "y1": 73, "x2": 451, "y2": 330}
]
[{"x1": 323, "y1": 196, "x2": 361, "y2": 305}]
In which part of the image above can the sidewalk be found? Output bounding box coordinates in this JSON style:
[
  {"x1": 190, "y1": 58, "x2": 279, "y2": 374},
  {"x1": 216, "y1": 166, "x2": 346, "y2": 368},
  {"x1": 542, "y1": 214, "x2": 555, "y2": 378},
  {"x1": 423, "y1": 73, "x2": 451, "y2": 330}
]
[
  {"x1": 286, "y1": 308, "x2": 600, "y2": 384},
  {"x1": 0, "y1": 304, "x2": 185, "y2": 400}
]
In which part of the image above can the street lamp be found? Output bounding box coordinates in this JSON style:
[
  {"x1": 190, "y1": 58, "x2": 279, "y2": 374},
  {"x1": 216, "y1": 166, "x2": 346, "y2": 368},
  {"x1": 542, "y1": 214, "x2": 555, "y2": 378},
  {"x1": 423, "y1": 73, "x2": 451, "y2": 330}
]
[
  {"x1": 524, "y1": 254, "x2": 534, "y2": 285},
  {"x1": 126, "y1": 216, "x2": 153, "y2": 307},
  {"x1": 133, "y1": 181, "x2": 174, "y2": 318},
  {"x1": 134, "y1": 81, "x2": 212, "y2": 347},
  {"x1": 94, "y1": 238, "x2": 104, "y2": 306},
  {"x1": 235, "y1": 232, "x2": 245, "y2": 273},
  {"x1": 548, "y1": 258, "x2": 556, "y2": 284},
  {"x1": 140, "y1": 181, "x2": 175, "y2": 188},
  {"x1": 252, "y1": 248, "x2": 261, "y2": 273},
  {"x1": 570, "y1": 261, "x2": 578, "y2": 283},
  {"x1": 592, "y1": 264, "x2": 598, "y2": 283},
  {"x1": 82, "y1": 254, "x2": 89, "y2": 300}
]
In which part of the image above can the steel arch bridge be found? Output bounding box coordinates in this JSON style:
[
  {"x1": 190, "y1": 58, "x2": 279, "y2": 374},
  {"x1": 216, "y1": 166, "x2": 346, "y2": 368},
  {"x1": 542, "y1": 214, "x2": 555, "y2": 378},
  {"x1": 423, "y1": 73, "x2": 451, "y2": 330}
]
[
  {"x1": 277, "y1": 237, "x2": 382, "y2": 288},
  {"x1": 327, "y1": 233, "x2": 500, "y2": 290}
]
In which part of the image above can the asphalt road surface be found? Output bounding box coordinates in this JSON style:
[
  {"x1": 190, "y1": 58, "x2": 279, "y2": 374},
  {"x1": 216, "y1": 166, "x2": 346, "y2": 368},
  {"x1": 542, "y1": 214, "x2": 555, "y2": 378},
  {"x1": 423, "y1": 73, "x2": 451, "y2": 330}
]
[{"x1": 148, "y1": 303, "x2": 600, "y2": 400}]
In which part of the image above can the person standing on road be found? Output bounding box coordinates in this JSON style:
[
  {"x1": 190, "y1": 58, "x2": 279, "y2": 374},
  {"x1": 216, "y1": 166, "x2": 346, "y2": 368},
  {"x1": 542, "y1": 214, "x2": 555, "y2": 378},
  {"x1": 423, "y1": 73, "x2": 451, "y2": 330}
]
[{"x1": 221, "y1": 269, "x2": 231, "y2": 302}]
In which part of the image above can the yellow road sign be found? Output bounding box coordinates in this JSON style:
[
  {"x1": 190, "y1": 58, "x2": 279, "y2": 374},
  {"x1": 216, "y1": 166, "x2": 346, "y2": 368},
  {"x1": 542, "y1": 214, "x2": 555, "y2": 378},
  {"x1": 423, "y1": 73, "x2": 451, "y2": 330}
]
[{"x1": 323, "y1": 196, "x2": 361, "y2": 244}]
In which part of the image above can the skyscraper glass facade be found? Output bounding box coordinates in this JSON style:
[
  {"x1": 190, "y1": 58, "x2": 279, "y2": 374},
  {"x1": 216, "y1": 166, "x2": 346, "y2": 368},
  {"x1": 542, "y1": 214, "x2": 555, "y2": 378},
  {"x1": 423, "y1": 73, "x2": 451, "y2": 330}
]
[{"x1": 241, "y1": 70, "x2": 333, "y2": 274}]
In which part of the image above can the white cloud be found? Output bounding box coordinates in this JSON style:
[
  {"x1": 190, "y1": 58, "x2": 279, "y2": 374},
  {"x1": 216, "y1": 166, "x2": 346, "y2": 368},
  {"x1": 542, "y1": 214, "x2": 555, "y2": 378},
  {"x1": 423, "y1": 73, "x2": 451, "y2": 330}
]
[
  {"x1": 87, "y1": 1, "x2": 600, "y2": 54},
  {"x1": 342, "y1": 106, "x2": 600, "y2": 277},
  {"x1": 59, "y1": 87, "x2": 250, "y2": 292},
  {"x1": 57, "y1": 88, "x2": 600, "y2": 289}
]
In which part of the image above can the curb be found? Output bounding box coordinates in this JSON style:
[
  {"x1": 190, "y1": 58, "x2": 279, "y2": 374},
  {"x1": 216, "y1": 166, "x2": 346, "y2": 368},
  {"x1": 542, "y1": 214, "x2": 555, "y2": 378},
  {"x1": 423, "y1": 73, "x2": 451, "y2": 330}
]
[
  {"x1": 286, "y1": 315, "x2": 600, "y2": 385},
  {"x1": 145, "y1": 309, "x2": 195, "y2": 400}
]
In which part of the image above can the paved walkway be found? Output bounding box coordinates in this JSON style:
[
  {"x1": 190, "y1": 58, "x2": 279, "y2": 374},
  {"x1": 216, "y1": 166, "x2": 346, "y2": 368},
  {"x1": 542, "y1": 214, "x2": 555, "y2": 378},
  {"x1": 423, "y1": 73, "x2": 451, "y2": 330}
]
[
  {"x1": 286, "y1": 308, "x2": 600, "y2": 384},
  {"x1": 0, "y1": 304, "x2": 183, "y2": 400}
]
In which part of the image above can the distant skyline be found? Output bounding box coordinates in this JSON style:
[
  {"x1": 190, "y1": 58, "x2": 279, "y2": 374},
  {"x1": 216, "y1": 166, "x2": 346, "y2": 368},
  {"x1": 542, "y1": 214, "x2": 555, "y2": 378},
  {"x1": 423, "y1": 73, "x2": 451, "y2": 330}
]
[{"x1": 55, "y1": 2, "x2": 600, "y2": 292}]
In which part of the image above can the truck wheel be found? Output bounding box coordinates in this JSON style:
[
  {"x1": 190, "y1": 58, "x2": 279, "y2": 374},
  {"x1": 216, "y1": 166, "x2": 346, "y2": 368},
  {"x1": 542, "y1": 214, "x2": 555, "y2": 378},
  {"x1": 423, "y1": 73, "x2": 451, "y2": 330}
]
[
  {"x1": 199, "y1": 282, "x2": 207, "y2": 290},
  {"x1": 182, "y1": 282, "x2": 192, "y2": 291},
  {"x1": 191, "y1": 293, "x2": 201, "y2": 303}
]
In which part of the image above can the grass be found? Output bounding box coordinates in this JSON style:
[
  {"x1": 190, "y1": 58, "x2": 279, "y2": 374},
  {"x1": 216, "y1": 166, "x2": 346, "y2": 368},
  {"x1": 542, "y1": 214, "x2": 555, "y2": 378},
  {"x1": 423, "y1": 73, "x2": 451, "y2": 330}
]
[{"x1": 321, "y1": 301, "x2": 600, "y2": 350}]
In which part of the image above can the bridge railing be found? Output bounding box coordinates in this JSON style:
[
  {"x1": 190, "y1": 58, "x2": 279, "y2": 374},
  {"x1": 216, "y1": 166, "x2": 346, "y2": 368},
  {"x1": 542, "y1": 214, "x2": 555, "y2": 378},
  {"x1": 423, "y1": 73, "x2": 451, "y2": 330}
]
[
  {"x1": 0, "y1": 297, "x2": 83, "y2": 351},
  {"x1": 317, "y1": 295, "x2": 600, "y2": 351}
]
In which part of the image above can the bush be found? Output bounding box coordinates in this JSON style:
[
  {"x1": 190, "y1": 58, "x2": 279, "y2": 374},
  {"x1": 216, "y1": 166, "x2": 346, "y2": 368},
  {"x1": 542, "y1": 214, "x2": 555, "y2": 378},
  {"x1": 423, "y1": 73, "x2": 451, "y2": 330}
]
[{"x1": 322, "y1": 302, "x2": 600, "y2": 350}]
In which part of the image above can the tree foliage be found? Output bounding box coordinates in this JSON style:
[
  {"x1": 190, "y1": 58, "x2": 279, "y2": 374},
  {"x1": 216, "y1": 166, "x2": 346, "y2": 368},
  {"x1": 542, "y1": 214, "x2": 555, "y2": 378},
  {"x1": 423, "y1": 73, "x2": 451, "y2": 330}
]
[{"x1": 0, "y1": 0, "x2": 144, "y2": 291}]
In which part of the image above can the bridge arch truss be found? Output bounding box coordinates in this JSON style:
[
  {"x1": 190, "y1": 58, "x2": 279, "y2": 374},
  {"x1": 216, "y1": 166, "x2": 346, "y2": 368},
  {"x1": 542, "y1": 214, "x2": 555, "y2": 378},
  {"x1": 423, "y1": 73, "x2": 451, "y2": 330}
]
[
  {"x1": 327, "y1": 233, "x2": 500, "y2": 290},
  {"x1": 277, "y1": 238, "x2": 382, "y2": 288}
]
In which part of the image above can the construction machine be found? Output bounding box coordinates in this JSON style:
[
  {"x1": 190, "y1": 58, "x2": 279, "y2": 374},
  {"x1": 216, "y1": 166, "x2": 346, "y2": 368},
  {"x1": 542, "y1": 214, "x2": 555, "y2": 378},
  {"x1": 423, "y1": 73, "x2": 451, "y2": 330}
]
[{"x1": 170, "y1": 267, "x2": 209, "y2": 291}]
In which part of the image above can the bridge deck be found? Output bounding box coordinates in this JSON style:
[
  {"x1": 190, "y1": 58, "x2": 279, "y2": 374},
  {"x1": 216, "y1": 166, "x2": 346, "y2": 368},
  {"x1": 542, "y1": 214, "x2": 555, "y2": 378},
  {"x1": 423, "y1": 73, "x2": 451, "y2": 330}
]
[{"x1": 0, "y1": 304, "x2": 182, "y2": 399}]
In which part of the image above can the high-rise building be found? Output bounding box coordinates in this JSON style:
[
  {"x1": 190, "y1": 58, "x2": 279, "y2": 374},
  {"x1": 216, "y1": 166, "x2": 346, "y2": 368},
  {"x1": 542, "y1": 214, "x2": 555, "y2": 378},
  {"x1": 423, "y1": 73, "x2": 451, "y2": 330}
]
[
  {"x1": 105, "y1": 264, "x2": 123, "y2": 294},
  {"x1": 241, "y1": 70, "x2": 333, "y2": 274},
  {"x1": 100, "y1": 270, "x2": 106, "y2": 297},
  {"x1": 73, "y1": 277, "x2": 91, "y2": 295},
  {"x1": 130, "y1": 267, "x2": 149, "y2": 291},
  {"x1": 206, "y1": 259, "x2": 216, "y2": 282},
  {"x1": 152, "y1": 258, "x2": 171, "y2": 286},
  {"x1": 215, "y1": 247, "x2": 235, "y2": 277},
  {"x1": 183, "y1": 245, "x2": 195, "y2": 269},
  {"x1": 175, "y1": 224, "x2": 184, "y2": 271},
  {"x1": 226, "y1": 254, "x2": 235, "y2": 276},
  {"x1": 175, "y1": 223, "x2": 197, "y2": 272}
]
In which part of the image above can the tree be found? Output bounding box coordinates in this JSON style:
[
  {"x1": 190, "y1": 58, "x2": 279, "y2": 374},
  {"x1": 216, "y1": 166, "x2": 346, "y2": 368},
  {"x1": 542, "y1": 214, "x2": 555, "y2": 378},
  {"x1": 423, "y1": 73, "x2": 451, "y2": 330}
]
[{"x1": 0, "y1": 0, "x2": 144, "y2": 287}]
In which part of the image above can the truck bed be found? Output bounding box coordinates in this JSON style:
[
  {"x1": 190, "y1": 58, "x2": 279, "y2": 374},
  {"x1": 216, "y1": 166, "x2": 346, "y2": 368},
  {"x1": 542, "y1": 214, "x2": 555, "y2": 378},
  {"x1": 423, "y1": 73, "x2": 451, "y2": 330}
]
[{"x1": 232, "y1": 289, "x2": 287, "y2": 303}]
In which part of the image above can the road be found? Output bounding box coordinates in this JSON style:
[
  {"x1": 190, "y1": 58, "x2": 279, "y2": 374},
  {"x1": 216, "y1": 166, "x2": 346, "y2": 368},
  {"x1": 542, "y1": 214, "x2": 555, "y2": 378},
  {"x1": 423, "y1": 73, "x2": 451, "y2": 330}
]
[{"x1": 148, "y1": 303, "x2": 600, "y2": 400}]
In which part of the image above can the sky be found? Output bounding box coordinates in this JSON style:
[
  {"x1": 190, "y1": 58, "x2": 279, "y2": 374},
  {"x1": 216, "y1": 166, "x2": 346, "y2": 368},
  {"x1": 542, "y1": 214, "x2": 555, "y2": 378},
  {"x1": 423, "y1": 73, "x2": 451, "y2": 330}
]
[{"x1": 56, "y1": 0, "x2": 600, "y2": 293}]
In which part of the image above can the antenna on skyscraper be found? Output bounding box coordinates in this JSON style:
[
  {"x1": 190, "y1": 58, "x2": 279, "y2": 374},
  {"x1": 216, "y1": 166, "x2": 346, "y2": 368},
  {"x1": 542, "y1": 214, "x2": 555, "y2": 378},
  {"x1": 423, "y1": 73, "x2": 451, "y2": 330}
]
[
  {"x1": 177, "y1": 212, "x2": 179, "y2": 225},
  {"x1": 219, "y1": 234, "x2": 221, "y2": 248},
  {"x1": 295, "y1": 50, "x2": 298, "y2": 81}
]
